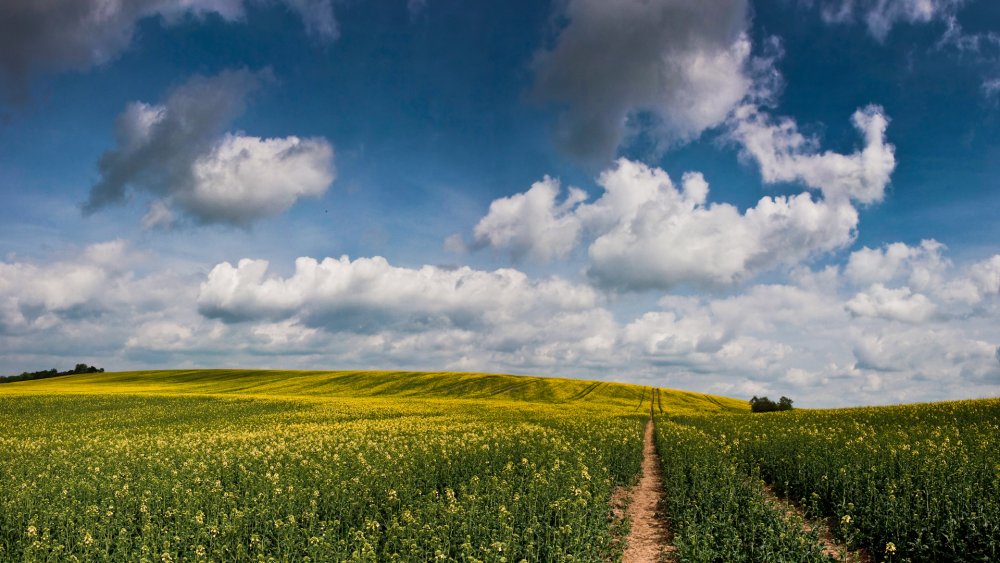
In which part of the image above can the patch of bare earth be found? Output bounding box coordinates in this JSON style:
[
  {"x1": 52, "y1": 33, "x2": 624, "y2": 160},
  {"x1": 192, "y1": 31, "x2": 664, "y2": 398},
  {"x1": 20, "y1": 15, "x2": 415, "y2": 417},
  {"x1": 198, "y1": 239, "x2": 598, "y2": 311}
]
[
  {"x1": 761, "y1": 486, "x2": 872, "y2": 563},
  {"x1": 615, "y1": 418, "x2": 675, "y2": 563}
]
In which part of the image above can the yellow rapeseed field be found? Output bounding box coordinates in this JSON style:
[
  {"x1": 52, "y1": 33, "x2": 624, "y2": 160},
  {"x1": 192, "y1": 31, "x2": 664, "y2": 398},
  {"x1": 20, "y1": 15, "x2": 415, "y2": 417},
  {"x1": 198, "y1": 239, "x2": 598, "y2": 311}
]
[{"x1": 0, "y1": 369, "x2": 742, "y2": 561}]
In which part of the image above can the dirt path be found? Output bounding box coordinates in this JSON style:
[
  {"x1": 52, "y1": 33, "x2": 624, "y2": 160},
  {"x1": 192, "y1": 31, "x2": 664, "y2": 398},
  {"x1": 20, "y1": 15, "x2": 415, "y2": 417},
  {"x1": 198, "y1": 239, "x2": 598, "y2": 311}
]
[
  {"x1": 761, "y1": 486, "x2": 872, "y2": 563},
  {"x1": 621, "y1": 418, "x2": 674, "y2": 563}
]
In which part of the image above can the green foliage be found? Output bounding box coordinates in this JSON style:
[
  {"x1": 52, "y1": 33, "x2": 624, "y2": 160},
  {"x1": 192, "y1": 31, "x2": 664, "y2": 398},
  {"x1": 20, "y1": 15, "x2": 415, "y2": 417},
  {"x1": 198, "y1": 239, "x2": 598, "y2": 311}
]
[
  {"x1": 749, "y1": 395, "x2": 794, "y2": 413},
  {"x1": 0, "y1": 364, "x2": 103, "y2": 384},
  {"x1": 0, "y1": 385, "x2": 645, "y2": 561},
  {"x1": 672, "y1": 399, "x2": 1000, "y2": 562},
  {"x1": 653, "y1": 417, "x2": 832, "y2": 562}
]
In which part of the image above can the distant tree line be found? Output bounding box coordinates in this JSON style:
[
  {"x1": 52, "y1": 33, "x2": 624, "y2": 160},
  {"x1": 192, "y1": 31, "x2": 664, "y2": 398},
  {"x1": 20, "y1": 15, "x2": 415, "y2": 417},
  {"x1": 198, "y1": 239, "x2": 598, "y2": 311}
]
[
  {"x1": 749, "y1": 395, "x2": 793, "y2": 413},
  {"x1": 0, "y1": 364, "x2": 104, "y2": 384}
]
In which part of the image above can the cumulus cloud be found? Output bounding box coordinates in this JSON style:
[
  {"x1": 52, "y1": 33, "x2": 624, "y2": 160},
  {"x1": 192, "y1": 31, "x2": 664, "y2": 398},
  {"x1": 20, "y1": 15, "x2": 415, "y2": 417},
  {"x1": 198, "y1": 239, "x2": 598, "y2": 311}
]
[
  {"x1": 967, "y1": 255, "x2": 1000, "y2": 296},
  {"x1": 846, "y1": 284, "x2": 936, "y2": 323},
  {"x1": 818, "y1": 0, "x2": 964, "y2": 41},
  {"x1": 0, "y1": 240, "x2": 131, "y2": 333},
  {"x1": 471, "y1": 104, "x2": 895, "y2": 290},
  {"x1": 585, "y1": 162, "x2": 859, "y2": 289},
  {"x1": 729, "y1": 104, "x2": 896, "y2": 203},
  {"x1": 2, "y1": 238, "x2": 997, "y2": 406},
  {"x1": 183, "y1": 134, "x2": 334, "y2": 225},
  {"x1": 197, "y1": 255, "x2": 600, "y2": 330},
  {"x1": 471, "y1": 177, "x2": 587, "y2": 261},
  {"x1": 844, "y1": 240, "x2": 999, "y2": 309},
  {"x1": 620, "y1": 247, "x2": 999, "y2": 403},
  {"x1": 844, "y1": 239, "x2": 954, "y2": 290},
  {"x1": 531, "y1": 0, "x2": 758, "y2": 161},
  {"x1": 196, "y1": 255, "x2": 621, "y2": 370},
  {"x1": 85, "y1": 70, "x2": 335, "y2": 228},
  {"x1": 0, "y1": 0, "x2": 337, "y2": 103},
  {"x1": 473, "y1": 158, "x2": 860, "y2": 290},
  {"x1": 0, "y1": 240, "x2": 237, "y2": 372},
  {"x1": 851, "y1": 326, "x2": 997, "y2": 384}
]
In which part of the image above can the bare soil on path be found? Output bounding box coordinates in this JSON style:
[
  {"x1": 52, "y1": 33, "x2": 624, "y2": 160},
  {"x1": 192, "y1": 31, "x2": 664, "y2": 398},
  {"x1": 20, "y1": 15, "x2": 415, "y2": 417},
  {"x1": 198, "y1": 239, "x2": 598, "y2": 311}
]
[
  {"x1": 621, "y1": 417, "x2": 675, "y2": 563},
  {"x1": 761, "y1": 486, "x2": 873, "y2": 563}
]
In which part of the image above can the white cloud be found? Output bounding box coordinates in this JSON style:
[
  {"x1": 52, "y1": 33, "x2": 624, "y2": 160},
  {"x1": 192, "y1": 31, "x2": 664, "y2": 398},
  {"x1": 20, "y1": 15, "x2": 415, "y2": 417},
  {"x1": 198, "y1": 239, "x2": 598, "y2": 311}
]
[
  {"x1": 197, "y1": 255, "x2": 602, "y2": 332},
  {"x1": 279, "y1": 0, "x2": 338, "y2": 39},
  {"x1": 189, "y1": 243, "x2": 999, "y2": 406},
  {"x1": 472, "y1": 158, "x2": 860, "y2": 290},
  {"x1": 531, "y1": 0, "x2": 758, "y2": 161},
  {"x1": 851, "y1": 326, "x2": 997, "y2": 382},
  {"x1": 0, "y1": 240, "x2": 129, "y2": 329},
  {"x1": 586, "y1": 163, "x2": 859, "y2": 289},
  {"x1": 625, "y1": 259, "x2": 998, "y2": 403},
  {"x1": 0, "y1": 0, "x2": 336, "y2": 102},
  {"x1": 86, "y1": 70, "x2": 335, "y2": 228},
  {"x1": 126, "y1": 321, "x2": 194, "y2": 351},
  {"x1": 185, "y1": 134, "x2": 334, "y2": 226},
  {"x1": 818, "y1": 0, "x2": 964, "y2": 41},
  {"x1": 195, "y1": 255, "x2": 622, "y2": 372},
  {"x1": 846, "y1": 283, "x2": 937, "y2": 323},
  {"x1": 471, "y1": 177, "x2": 586, "y2": 261},
  {"x1": 845, "y1": 239, "x2": 946, "y2": 285},
  {"x1": 729, "y1": 104, "x2": 896, "y2": 204},
  {"x1": 968, "y1": 255, "x2": 1000, "y2": 296},
  {"x1": 1, "y1": 239, "x2": 997, "y2": 406},
  {"x1": 471, "y1": 104, "x2": 894, "y2": 290},
  {"x1": 844, "y1": 240, "x2": 999, "y2": 309},
  {"x1": 0, "y1": 240, "x2": 235, "y2": 372}
]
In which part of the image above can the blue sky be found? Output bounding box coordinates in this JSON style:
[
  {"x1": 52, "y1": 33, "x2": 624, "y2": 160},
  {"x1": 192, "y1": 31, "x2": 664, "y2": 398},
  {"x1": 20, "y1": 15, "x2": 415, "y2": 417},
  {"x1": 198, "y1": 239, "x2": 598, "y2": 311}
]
[{"x1": 1, "y1": 0, "x2": 998, "y2": 406}]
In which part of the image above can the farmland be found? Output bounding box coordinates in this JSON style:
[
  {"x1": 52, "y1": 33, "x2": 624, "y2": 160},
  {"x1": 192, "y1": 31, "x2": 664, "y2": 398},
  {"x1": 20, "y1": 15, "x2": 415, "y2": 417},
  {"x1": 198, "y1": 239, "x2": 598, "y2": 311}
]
[
  {"x1": 668, "y1": 400, "x2": 1000, "y2": 562},
  {"x1": 0, "y1": 370, "x2": 739, "y2": 561},
  {"x1": 0, "y1": 370, "x2": 997, "y2": 562}
]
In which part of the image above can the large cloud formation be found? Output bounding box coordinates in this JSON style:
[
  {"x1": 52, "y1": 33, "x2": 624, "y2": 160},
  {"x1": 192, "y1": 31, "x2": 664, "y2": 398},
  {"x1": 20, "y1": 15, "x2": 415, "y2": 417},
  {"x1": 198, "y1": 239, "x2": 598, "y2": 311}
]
[
  {"x1": 470, "y1": 106, "x2": 894, "y2": 290},
  {"x1": 531, "y1": 0, "x2": 757, "y2": 162},
  {"x1": 0, "y1": 0, "x2": 337, "y2": 102},
  {"x1": 197, "y1": 255, "x2": 606, "y2": 332},
  {"x1": 2, "y1": 240, "x2": 996, "y2": 406},
  {"x1": 188, "y1": 245, "x2": 997, "y2": 404},
  {"x1": 85, "y1": 69, "x2": 335, "y2": 228},
  {"x1": 0, "y1": 240, "x2": 212, "y2": 367}
]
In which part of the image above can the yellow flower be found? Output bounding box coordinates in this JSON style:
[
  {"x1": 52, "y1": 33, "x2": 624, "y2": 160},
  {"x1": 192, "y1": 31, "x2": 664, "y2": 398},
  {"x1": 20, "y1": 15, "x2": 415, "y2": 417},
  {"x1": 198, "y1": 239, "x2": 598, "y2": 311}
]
[{"x1": 885, "y1": 542, "x2": 897, "y2": 554}]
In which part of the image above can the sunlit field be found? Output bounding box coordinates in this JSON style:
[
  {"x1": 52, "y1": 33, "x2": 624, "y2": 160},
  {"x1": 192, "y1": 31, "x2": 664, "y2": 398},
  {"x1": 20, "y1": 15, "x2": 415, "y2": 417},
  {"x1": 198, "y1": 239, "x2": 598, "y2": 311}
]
[
  {"x1": 0, "y1": 370, "x2": 739, "y2": 561},
  {"x1": 659, "y1": 399, "x2": 1000, "y2": 562},
  {"x1": 1, "y1": 370, "x2": 996, "y2": 562}
]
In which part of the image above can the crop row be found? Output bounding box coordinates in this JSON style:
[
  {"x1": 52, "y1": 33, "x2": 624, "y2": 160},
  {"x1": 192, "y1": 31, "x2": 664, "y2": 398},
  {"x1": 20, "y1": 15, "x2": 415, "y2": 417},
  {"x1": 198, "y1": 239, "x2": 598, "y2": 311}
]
[
  {"x1": 0, "y1": 394, "x2": 644, "y2": 561},
  {"x1": 671, "y1": 399, "x2": 1000, "y2": 562},
  {"x1": 653, "y1": 417, "x2": 834, "y2": 562}
]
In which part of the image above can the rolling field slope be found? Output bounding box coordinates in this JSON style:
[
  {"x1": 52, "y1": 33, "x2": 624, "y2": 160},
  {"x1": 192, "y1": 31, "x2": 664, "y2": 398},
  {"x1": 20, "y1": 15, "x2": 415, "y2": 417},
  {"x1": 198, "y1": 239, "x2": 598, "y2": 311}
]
[
  {"x1": 5, "y1": 370, "x2": 992, "y2": 562},
  {"x1": 0, "y1": 369, "x2": 743, "y2": 561},
  {"x1": 0, "y1": 368, "x2": 748, "y2": 413}
]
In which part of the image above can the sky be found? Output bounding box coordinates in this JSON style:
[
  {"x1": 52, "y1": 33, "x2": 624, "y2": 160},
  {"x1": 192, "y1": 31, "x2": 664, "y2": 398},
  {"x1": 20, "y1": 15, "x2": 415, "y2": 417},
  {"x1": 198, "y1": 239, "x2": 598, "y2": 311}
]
[{"x1": 1, "y1": 0, "x2": 998, "y2": 407}]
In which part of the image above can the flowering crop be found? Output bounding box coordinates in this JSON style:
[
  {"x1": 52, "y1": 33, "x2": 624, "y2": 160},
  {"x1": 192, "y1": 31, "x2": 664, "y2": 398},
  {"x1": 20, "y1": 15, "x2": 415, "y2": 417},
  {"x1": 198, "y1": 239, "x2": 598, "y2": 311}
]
[
  {"x1": 670, "y1": 399, "x2": 1000, "y2": 562},
  {"x1": 652, "y1": 417, "x2": 834, "y2": 562},
  {"x1": 0, "y1": 369, "x2": 731, "y2": 562}
]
